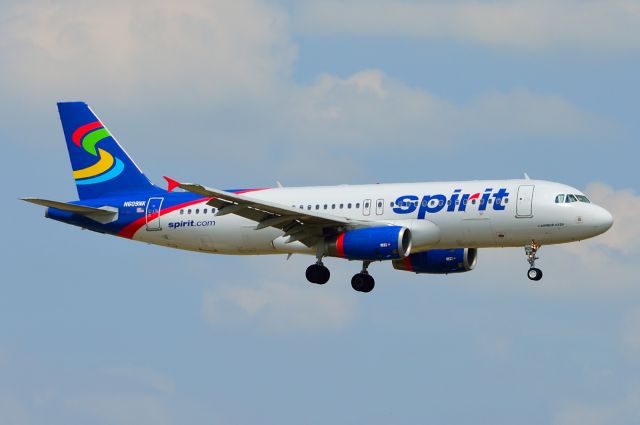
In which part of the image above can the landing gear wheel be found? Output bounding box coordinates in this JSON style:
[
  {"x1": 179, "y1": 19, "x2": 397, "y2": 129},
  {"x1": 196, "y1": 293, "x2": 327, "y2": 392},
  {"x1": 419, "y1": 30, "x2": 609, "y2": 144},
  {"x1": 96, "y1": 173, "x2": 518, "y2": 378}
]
[
  {"x1": 362, "y1": 274, "x2": 375, "y2": 292},
  {"x1": 306, "y1": 264, "x2": 330, "y2": 285},
  {"x1": 524, "y1": 241, "x2": 543, "y2": 282},
  {"x1": 527, "y1": 267, "x2": 543, "y2": 281},
  {"x1": 351, "y1": 273, "x2": 375, "y2": 293}
]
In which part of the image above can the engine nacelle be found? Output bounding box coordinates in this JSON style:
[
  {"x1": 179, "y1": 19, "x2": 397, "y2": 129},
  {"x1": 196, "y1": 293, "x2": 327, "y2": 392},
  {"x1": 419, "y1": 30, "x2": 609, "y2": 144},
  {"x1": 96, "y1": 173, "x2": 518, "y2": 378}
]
[
  {"x1": 392, "y1": 248, "x2": 477, "y2": 274},
  {"x1": 327, "y1": 226, "x2": 412, "y2": 261}
]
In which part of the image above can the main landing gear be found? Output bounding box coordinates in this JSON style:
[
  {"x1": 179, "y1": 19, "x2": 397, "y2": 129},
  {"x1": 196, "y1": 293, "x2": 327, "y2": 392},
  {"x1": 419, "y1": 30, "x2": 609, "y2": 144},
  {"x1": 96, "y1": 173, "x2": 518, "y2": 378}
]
[
  {"x1": 306, "y1": 248, "x2": 331, "y2": 285},
  {"x1": 306, "y1": 260, "x2": 330, "y2": 285},
  {"x1": 305, "y1": 259, "x2": 375, "y2": 292},
  {"x1": 525, "y1": 242, "x2": 543, "y2": 281},
  {"x1": 351, "y1": 261, "x2": 375, "y2": 293}
]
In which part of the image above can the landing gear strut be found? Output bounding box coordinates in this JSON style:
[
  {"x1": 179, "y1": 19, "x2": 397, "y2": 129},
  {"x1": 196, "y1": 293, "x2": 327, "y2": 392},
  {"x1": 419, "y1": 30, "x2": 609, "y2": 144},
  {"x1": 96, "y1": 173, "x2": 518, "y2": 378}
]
[
  {"x1": 525, "y1": 241, "x2": 543, "y2": 281},
  {"x1": 351, "y1": 261, "x2": 375, "y2": 293}
]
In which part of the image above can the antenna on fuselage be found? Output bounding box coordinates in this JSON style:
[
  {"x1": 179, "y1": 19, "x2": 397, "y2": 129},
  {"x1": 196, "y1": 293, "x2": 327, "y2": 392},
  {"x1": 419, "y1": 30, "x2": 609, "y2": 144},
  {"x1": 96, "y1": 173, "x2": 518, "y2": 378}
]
[{"x1": 524, "y1": 173, "x2": 531, "y2": 180}]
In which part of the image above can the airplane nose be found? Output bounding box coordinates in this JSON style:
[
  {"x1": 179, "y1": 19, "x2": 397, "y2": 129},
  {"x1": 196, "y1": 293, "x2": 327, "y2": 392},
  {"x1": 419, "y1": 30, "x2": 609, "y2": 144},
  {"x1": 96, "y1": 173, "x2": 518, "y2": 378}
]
[{"x1": 592, "y1": 205, "x2": 614, "y2": 233}]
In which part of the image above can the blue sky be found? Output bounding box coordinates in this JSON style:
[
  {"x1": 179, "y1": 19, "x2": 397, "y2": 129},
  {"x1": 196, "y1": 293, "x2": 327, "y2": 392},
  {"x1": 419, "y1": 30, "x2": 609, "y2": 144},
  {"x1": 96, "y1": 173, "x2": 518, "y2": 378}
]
[{"x1": 2, "y1": 1, "x2": 640, "y2": 424}]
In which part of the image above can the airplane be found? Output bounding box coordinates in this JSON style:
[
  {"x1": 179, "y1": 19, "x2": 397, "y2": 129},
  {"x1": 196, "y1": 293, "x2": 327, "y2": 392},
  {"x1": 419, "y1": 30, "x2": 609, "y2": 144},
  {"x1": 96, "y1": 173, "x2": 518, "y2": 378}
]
[{"x1": 23, "y1": 102, "x2": 614, "y2": 293}]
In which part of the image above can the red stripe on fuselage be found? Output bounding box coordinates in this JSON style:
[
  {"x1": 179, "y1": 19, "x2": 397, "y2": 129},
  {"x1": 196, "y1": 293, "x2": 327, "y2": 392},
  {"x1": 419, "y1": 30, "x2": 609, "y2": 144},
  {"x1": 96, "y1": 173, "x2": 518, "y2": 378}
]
[
  {"x1": 336, "y1": 233, "x2": 346, "y2": 258},
  {"x1": 72, "y1": 121, "x2": 103, "y2": 146},
  {"x1": 118, "y1": 197, "x2": 210, "y2": 239},
  {"x1": 230, "y1": 188, "x2": 268, "y2": 195}
]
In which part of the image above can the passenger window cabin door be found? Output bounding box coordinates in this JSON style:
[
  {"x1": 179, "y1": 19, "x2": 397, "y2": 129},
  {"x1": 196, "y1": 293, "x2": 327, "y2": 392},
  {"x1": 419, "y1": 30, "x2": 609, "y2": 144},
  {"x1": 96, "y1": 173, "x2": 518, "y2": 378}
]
[
  {"x1": 376, "y1": 199, "x2": 384, "y2": 215},
  {"x1": 146, "y1": 197, "x2": 164, "y2": 230},
  {"x1": 516, "y1": 185, "x2": 534, "y2": 218},
  {"x1": 363, "y1": 199, "x2": 371, "y2": 216}
]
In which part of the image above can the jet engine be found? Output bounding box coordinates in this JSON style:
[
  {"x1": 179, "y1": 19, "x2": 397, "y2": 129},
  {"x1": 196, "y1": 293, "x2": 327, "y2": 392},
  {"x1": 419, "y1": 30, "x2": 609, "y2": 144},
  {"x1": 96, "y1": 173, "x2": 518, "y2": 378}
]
[
  {"x1": 392, "y1": 248, "x2": 477, "y2": 274},
  {"x1": 327, "y1": 226, "x2": 411, "y2": 261}
]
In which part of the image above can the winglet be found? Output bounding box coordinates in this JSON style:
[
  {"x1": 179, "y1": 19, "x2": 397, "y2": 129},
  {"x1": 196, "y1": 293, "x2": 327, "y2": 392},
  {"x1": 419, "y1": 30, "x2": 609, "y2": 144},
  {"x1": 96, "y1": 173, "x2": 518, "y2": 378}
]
[{"x1": 163, "y1": 176, "x2": 181, "y2": 192}]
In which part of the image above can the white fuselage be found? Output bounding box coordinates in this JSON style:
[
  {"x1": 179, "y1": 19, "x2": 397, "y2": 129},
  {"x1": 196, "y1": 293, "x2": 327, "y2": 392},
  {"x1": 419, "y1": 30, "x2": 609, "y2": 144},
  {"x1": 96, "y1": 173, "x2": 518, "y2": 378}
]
[{"x1": 134, "y1": 179, "x2": 613, "y2": 256}]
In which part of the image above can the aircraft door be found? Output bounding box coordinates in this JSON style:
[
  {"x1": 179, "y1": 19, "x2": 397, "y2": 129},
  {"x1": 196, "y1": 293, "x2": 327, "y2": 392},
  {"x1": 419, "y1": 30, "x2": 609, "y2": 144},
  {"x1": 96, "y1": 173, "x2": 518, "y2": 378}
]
[
  {"x1": 376, "y1": 199, "x2": 384, "y2": 215},
  {"x1": 146, "y1": 197, "x2": 164, "y2": 230},
  {"x1": 363, "y1": 199, "x2": 371, "y2": 216},
  {"x1": 516, "y1": 185, "x2": 534, "y2": 218}
]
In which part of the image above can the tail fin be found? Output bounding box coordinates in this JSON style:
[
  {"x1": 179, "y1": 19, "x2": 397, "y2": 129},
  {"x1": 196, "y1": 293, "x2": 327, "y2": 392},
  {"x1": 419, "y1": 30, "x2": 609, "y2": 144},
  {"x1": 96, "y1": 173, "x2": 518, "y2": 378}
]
[{"x1": 57, "y1": 102, "x2": 160, "y2": 200}]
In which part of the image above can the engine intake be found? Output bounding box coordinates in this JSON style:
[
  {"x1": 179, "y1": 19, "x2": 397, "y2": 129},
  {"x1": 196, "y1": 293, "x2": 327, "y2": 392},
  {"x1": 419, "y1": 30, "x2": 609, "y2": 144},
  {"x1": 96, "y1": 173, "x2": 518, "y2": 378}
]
[
  {"x1": 392, "y1": 248, "x2": 477, "y2": 274},
  {"x1": 327, "y1": 226, "x2": 412, "y2": 261}
]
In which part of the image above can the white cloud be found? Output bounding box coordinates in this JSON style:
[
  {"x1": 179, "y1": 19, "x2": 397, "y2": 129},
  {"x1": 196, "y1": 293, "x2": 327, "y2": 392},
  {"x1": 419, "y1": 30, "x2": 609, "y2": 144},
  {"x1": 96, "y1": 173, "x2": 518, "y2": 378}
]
[
  {"x1": 202, "y1": 280, "x2": 356, "y2": 333},
  {"x1": 554, "y1": 390, "x2": 640, "y2": 425},
  {"x1": 285, "y1": 70, "x2": 604, "y2": 148},
  {"x1": 0, "y1": 0, "x2": 609, "y2": 166},
  {"x1": 0, "y1": 0, "x2": 295, "y2": 102},
  {"x1": 295, "y1": 0, "x2": 640, "y2": 51}
]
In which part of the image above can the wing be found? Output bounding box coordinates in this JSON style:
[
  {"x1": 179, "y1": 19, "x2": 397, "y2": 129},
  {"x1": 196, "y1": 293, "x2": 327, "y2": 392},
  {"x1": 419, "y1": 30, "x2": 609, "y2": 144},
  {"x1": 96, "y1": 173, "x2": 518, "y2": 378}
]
[{"x1": 173, "y1": 179, "x2": 377, "y2": 247}]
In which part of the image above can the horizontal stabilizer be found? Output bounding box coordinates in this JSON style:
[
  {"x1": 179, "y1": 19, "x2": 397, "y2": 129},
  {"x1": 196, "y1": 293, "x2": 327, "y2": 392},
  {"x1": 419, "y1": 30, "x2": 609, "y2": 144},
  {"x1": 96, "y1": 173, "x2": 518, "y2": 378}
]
[{"x1": 22, "y1": 198, "x2": 118, "y2": 224}]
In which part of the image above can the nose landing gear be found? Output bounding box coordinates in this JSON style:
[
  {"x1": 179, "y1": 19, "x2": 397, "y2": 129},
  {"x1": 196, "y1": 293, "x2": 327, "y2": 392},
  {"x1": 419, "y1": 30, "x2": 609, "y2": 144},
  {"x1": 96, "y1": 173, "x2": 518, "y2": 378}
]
[{"x1": 525, "y1": 242, "x2": 543, "y2": 281}]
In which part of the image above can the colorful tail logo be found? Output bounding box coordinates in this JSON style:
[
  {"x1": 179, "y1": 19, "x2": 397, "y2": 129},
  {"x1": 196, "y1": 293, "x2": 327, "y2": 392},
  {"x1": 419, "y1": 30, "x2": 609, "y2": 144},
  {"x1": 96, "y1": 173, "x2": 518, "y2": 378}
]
[{"x1": 71, "y1": 121, "x2": 124, "y2": 185}]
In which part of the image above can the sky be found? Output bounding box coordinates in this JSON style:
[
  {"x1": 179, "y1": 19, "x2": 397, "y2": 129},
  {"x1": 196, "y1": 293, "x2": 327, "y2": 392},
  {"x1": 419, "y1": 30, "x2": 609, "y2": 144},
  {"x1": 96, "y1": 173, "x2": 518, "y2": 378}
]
[{"x1": 2, "y1": 0, "x2": 640, "y2": 423}]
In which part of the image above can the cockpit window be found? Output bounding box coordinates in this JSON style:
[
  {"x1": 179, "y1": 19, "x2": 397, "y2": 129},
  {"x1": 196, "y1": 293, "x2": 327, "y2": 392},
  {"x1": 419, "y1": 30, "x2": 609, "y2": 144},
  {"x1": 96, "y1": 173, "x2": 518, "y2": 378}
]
[{"x1": 557, "y1": 194, "x2": 589, "y2": 204}]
